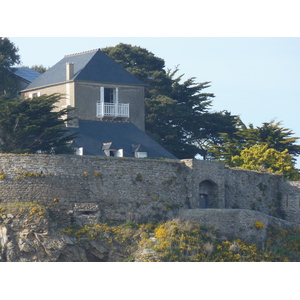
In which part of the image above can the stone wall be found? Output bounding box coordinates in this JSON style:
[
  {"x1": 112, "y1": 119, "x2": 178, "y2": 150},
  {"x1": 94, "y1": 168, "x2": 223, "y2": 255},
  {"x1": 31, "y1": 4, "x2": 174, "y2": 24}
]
[
  {"x1": 224, "y1": 168, "x2": 285, "y2": 219},
  {"x1": 179, "y1": 209, "x2": 300, "y2": 245},
  {"x1": 183, "y1": 159, "x2": 288, "y2": 219},
  {"x1": 282, "y1": 181, "x2": 300, "y2": 223},
  {"x1": 0, "y1": 154, "x2": 189, "y2": 223},
  {"x1": 0, "y1": 154, "x2": 299, "y2": 227}
]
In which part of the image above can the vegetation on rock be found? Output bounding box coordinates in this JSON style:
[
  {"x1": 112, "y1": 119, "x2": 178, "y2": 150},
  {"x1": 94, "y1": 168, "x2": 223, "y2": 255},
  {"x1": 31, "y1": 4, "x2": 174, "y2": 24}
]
[{"x1": 1, "y1": 203, "x2": 300, "y2": 262}]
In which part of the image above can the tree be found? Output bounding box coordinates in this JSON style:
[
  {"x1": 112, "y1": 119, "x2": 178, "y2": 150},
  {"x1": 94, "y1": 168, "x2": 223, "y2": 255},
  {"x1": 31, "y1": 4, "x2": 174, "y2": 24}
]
[
  {"x1": 0, "y1": 93, "x2": 76, "y2": 154},
  {"x1": 240, "y1": 120, "x2": 300, "y2": 156},
  {"x1": 21, "y1": 65, "x2": 48, "y2": 74},
  {"x1": 209, "y1": 119, "x2": 300, "y2": 165},
  {"x1": 231, "y1": 144, "x2": 299, "y2": 180},
  {"x1": 145, "y1": 68, "x2": 219, "y2": 158},
  {"x1": 31, "y1": 65, "x2": 47, "y2": 74},
  {"x1": 103, "y1": 43, "x2": 238, "y2": 159},
  {"x1": 187, "y1": 110, "x2": 240, "y2": 160},
  {"x1": 102, "y1": 43, "x2": 173, "y2": 98},
  {"x1": 0, "y1": 37, "x2": 21, "y2": 96}
]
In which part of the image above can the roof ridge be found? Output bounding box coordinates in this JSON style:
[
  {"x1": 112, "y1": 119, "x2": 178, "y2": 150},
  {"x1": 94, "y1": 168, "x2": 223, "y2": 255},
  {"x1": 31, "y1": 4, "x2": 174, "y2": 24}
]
[{"x1": 64, "y1": 49, "x2": 100, "y2": 58}]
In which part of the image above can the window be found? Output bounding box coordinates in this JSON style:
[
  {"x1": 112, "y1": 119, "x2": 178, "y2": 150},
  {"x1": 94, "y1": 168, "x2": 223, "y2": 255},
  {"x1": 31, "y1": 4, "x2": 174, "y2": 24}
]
[
  {"x1": 104, "y1": 149, "x2": 123, "y2": 157},
  {"x1": 132, "y1": 144, "x2": 148, "y2": 158},
  {"x1": 29, "y1": 92, "x2": 41, "y2": 98},
  {"x1": 75, "y1": 147, "x2": 83, "y2": 155},
  {"x1": 104, "y1": 88, "x2": 115, "y2": 103},
  {"x1": 102, "y1": 142, "x2": 123, "y2": 157},
  {"x1": 100, "y1": 87, "x2": 118, "y2": 103},
  {"x1": 114, "y1": 149, "x2": 123, "y2": 157},
  {"x1": 135, "y1": 151, "x2": 148, "y2": 158}
]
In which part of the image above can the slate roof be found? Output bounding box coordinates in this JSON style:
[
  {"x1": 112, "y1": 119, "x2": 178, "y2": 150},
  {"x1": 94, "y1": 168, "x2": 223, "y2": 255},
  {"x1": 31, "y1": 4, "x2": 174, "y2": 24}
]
[
  {"x1": 24, "y1": 49, "x2": 144, "y2": 90},
  {"x1": 9, "y1": 67, "x2": 41, "y2": 83},
  {"x1": 66, "y1": 120, "x2": 177, "y2": 159}
]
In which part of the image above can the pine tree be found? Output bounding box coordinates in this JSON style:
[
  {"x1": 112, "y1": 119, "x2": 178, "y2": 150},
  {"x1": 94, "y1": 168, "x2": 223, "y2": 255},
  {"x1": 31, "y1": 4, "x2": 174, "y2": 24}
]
[
  {"x1": 0, "y1": 37, "x2": 21, "y2": 96},
  {"x1": 0, "y1": 94, "x2": 76, "y2": 154}
]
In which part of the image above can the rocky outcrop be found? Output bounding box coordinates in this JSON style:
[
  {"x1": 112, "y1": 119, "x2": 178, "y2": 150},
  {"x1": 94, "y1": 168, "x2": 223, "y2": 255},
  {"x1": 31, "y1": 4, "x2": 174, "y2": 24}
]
[{"x1": 0, "y1": 203, "x2": 134, "y2": 262}]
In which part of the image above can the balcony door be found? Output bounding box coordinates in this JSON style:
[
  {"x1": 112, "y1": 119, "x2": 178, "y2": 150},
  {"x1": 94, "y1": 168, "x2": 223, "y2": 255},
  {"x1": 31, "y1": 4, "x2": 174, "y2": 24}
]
[
  {"x1": 104, "y1": 88, "x2": 115, "y2": 103},
  {"x1": 100, "y1": 87, "x2": 118, "y2": 104}
]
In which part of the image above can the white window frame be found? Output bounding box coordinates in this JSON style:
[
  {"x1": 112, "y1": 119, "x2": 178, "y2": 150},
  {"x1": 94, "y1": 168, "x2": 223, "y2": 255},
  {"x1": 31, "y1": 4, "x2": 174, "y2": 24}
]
[
  {"x1": 29, "y1": 92, "x2": 41, "y2": 98},
  {"x1": 104, "y1": 148, "x2": 123, "y2": 157},
  {"x1": 135, "y1": 151, "x2": 148, "y2": 158},
  {"x1": 100, "y1": 87, "x2": 118, "y2": 104},
  {"x1": 75, "y1": 147, "x2": 83, "y2": 156}
]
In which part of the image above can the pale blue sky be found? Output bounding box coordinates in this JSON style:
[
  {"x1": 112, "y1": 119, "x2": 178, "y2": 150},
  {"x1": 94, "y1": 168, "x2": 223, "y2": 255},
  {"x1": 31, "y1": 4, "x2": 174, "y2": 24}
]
[{"x1": 9, "y1": 37, "x2": 300, "y2": 162}]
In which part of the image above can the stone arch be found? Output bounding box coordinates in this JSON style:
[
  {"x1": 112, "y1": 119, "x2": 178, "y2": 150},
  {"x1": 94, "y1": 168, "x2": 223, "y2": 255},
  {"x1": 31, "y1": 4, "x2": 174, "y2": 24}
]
[{"x1": 199, "y1": 180, "x2": 219, "y2": 208}]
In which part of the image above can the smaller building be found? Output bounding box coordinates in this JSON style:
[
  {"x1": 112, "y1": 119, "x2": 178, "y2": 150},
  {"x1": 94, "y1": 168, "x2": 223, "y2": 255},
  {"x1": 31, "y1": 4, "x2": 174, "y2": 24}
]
[{"x1": 8, "y1": 67, "x2": 41, "y2": 91}]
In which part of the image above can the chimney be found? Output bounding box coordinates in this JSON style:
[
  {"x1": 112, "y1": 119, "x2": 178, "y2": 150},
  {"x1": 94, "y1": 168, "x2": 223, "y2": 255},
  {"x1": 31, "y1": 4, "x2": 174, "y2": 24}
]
[{"x1": 66, "y1": 62, "x2": 74, "y2": 80}]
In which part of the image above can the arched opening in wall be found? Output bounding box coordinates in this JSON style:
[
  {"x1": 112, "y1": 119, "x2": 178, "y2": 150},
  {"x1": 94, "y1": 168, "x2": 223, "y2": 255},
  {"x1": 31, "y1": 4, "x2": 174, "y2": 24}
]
[{"x1": 199, "y1": 180, "x2": 219, "y2": 208}]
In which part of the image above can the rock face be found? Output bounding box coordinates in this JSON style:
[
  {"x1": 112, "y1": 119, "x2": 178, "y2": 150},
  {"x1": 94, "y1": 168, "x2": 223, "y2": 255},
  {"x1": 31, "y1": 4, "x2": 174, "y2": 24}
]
[{"x1": 0, "y1": 204, "x2": 129, "y2": 262}]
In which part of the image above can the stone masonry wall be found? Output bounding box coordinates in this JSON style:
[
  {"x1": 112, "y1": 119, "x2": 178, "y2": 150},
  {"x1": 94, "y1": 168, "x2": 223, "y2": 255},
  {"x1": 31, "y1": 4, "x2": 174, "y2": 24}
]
[
  {"x1": 0, "y1": 154, "x2": 189, "y2": 223},
  {"x1": 0, "y1": 154, "x2": 299, "y2": 226},
  {"x1": 282, "y1": 181, "x2": 300, "y2": 223},
  {"x1": 183, "y1": 159, "x2": 288, "y2": 220},
  {"x1": 179, "y1": 209, "x2": 300, "y2": 245},
  {"x1": 224, "y1": 168, "x2": 285, "y2": 219}
]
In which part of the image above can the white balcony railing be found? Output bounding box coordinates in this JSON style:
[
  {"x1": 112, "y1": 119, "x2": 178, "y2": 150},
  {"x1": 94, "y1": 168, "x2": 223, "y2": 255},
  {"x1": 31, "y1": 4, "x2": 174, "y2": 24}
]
[{"x1": 97, "y1": 102, "x2": 129, "y2": 118}]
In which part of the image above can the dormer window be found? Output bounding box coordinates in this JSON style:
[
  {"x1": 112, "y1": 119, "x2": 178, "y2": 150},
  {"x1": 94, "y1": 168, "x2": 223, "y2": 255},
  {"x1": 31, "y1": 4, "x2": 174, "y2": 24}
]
[
  {"x1": 102, "y1": 142, "x2": 123, "y2": 157},
  {"x1": 75, "y1": 147, "x2": 83, "y2": 155},
  {"x1": 132, "y1": 144, "x2": 148, "y2": 158},
  {"x1": 135, "y1": 151, "x2": 148, "y2": 158}
]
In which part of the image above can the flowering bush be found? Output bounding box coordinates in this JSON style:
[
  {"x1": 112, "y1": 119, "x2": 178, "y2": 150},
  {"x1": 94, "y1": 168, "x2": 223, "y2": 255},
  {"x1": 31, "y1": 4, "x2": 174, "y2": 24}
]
[{"x1": 254, "y1": 221, "x2": 264, "y2": 229}]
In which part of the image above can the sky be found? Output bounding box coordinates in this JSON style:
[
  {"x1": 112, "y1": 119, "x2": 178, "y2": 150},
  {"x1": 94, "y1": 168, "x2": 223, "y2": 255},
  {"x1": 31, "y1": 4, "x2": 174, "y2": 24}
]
[{"x1": 8, "y1": 36, "x2": 300, "y2": 166}]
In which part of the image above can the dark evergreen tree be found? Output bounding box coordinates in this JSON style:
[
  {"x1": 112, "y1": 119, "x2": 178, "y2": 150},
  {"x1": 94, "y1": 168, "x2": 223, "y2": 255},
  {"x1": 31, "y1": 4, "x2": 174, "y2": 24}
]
[
  {"x1": 0, "y1": 37, "x2": 21, "y2": 96},
  {"x1": 209, "y1": 119, "x2": 300, "y2": 166},
  {"x1": 0, "y1": 94, "x2": 76, "y2": 154}
]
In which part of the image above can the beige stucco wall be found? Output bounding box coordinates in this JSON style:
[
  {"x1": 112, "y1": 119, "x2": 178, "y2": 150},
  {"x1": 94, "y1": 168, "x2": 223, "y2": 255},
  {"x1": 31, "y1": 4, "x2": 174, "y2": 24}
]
[
  {"x1": 21, "y1": 80, "x2": 145, "y2": 131},
  {"x1": 74, "y1": 81, "x2": 145, "y2": 131},
  {"x1": 120, "y1": 85, "x2": 145, "y2": 131},
  {"x1": 21, "y1": 82, "x2": 75, "y2": 112}
]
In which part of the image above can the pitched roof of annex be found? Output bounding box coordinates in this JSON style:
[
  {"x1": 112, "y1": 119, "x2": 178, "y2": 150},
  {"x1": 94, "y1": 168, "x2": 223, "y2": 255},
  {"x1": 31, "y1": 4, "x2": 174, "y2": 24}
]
[
  {"x1": 9, "y1": 67, "x2": 41, "y2": 83},
  {"x1": 67, "y1": 120, "x2": 177, "y2": 159}
]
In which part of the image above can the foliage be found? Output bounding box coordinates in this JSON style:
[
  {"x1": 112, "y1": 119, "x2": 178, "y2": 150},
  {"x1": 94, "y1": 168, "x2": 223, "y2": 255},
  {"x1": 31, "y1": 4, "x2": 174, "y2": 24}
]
[
  {"x1": 0, "y1": 37, "x2": 21, "y2": 96},
  {"x1": 138, "y1": 220, "x2": 300, "y2": 262},
  {"x1": 254, "y1": 221, "x2": 264, "y2": 229},
  {"x1": 210, "y1": 119, "x2": 300, "y2": 164},
  {"x1": 30, "y1": 65, "x2": 47, "y2": 74},
  {"x1": 102, "y1": 43, "x2": 172, "y2": 98},
  {"x1": 20, "y1": 65, "x2": 48, "y2": 74},
  {"x1": 0, "y1": 202, "x2": 47, "y2": 220},
  {"x1": 2, "y1": 203, "x2": 300, "y2": 262},
  {"x1": 266, "y1": 225, "x2": 300, "y2": 261},
  {"x1": 0, "y1": 93, "x2": 76, "y2": 154},
  {"x1": 231, "y1": 144, "x2": 300, "y2": 180},
  {"x1": 208, "y1": 119, "x2": 300, "y2": 179}
]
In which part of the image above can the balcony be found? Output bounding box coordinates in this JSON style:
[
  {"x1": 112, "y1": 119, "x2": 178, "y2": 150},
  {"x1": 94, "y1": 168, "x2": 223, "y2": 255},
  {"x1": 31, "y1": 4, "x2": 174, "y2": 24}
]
[{"x1": 97, "y1": 102, "x2": 129, "y2": 119}]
